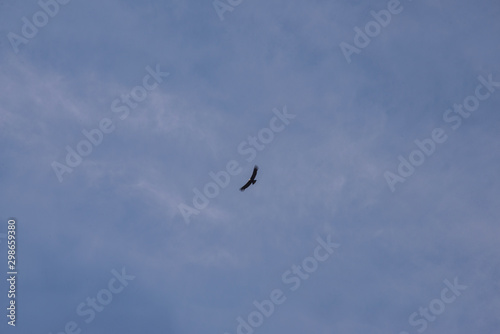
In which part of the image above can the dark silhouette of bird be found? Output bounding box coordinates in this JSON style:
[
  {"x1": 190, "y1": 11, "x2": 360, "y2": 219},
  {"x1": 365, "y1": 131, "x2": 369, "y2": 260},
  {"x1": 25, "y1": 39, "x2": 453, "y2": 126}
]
[{"x1": 240, "y1": 165, "x2": 258, "y2": 191}]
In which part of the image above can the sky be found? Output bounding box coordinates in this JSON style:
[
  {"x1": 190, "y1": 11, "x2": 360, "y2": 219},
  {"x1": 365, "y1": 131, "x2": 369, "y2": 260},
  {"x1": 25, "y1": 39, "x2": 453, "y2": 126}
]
[{"x1": 0, "y1": 0, "x2": 499, "y2": 333}]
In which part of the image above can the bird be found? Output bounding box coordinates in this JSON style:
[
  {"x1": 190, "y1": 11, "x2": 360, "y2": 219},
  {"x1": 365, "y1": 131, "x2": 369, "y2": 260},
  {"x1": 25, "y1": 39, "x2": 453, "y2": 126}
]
[{"x1": 240, "y1": 165, "x2": 258, "y2": 191}]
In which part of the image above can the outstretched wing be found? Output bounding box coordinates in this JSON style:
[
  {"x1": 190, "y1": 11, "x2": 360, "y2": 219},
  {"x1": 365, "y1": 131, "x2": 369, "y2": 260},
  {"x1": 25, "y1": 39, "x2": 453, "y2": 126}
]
[
  {"x1": 250, "y1": 165, "x2": 259, "y2": 181},
  {"x1": 240, "y1": 180, "x2": 252, "y2": 191},
  {"x1": 240, "y1": 165, "x2": 259, "y2": 191}
]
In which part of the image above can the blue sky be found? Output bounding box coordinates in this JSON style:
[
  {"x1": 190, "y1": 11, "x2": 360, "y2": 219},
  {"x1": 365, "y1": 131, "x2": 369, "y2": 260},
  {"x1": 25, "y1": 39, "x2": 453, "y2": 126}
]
[{"x1": 1, "y1": 0, "x2": 499, "y2": 333}]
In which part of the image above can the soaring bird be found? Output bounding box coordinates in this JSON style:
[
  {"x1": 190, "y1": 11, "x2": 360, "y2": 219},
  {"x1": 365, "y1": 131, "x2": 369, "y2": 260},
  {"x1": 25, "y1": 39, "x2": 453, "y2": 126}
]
[{"x1": 240, "y1": 165, "x2": 258, "y2": 191}]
